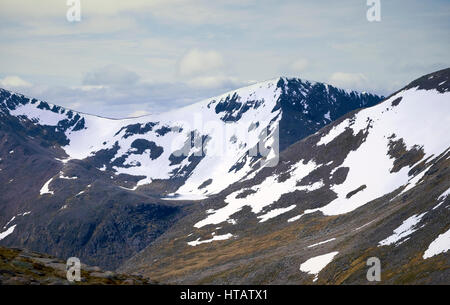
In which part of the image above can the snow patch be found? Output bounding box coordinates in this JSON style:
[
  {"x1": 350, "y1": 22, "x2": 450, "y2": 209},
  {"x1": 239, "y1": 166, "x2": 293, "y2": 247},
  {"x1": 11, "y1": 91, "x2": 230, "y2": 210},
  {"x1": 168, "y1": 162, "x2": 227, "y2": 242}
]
[
  {"x1": 317, "y1": 118, "x2": 350, "y2": 146},
  {"x1": 0, "y1": 225, "x2": 17, "y2": 241},
  {"x1": 438, "y1": 187, "x2": 450, "y2": 201},
  {"x1": 299, "y1": 251, "x2": 339, "y2": 282},
  {"x1": 423, "y1": 229, "x2": 450, "y2": 259},
  {"x1": 257, "y1": 205, "x2": 296, "y2": 223},
  {"x1": 308, "y1": 89, "x2": 450, "y2": 216},
  {"x1": 187, "y1": 233, "x2": 234, "y2": 246},
  {"x1": 194, "y1": 160, "x2": 323, "y2": 228},
  {"x1": 40, "y1": 177, "x2": 54, "y2": 195},
  {"x1": 307, "y1": 238, "x2": 336, "y2": 248},
  {"x1": 287, "y1": 214, "x2": 303, "y2": 223},
  {"x1": 379, "y1": 213, "x2": 427, "y2": 246}
]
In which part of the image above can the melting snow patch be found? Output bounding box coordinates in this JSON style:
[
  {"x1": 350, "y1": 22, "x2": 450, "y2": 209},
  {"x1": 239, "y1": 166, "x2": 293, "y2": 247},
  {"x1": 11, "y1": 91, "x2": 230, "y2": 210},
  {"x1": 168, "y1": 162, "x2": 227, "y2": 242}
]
[
  {"x1": 3, "y1": 212, "x2": 31, "y2": 229},
  {"x1": 437, "y1": 187, "x2": 450, "y2": 201},
  {"x1": 194, "y1": 160, "x2": 323, "y2": 228},
  {"x1": 119, "y1": 185, "x2": 138, "y2": 191},
  {"x1": 258, "y1": 205, "x2": 296, "y2": 223},
  {"x1": 162, "y1": 193, "x2": 208, "y2": 201},
  {"x1": 59, "y1": 172, "x2": 78, "y2": 180},
  {"x1": 307, "y1": 238, "x2": 336, "y2": 248},
  {"x1": 0, "y1": 225, "x2": 17, "y2": 241},
  {"x1": 379, "y1": 213, "x2": 427, "y2": 246},
  {"x1": 423, "y1": 229, "x2": 450, "y2": 259},
  {"x1": 353, "y1": 220, "x2": 375, "y2": 231},
  {"x1": 432, "y1": 202, "x2": 444, "y2": 210},
  {"x1": 396, "y1": 165, "x2": 432, "y2": 197},
  {"x1": 3, "y1": 216, "x2": 15, "y2": 229},
  {"x1": 288, "y1": 214, "x2": 303, "y2": 223},
  {"x1": 317, "y1": 119, "x2": 350, "y2": 146},
  {"x1": 227, "y1": 219, "x2": 237, "y2": 225},
  {"x1": 55, "y1": 158, "x2": 71, "y2": 164},
  {"x1": 40, "y1": 177, "x2": 54, "y2": 195},
  {"x1": 299, "y1": 251, "x2": 339, "y2": 282},
  {"x1": 187, "y1": 233, "x2": 234, "y2": 246},
  {"x1": 431, "y1": 187, "x2": 449, "y2": 210}
]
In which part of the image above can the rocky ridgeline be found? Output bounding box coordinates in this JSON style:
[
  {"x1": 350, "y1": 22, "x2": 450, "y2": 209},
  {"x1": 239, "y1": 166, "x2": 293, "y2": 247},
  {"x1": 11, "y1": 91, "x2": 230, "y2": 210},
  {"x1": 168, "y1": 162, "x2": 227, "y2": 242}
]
[{"x1": 0, "y1": 246, "x2": 155, "y2": 285}]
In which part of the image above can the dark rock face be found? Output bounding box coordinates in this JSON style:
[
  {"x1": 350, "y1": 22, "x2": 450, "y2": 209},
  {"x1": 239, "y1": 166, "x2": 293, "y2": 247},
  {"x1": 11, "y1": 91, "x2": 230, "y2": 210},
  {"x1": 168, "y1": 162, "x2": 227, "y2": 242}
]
[
  {"x1": 404, "y1": 68, "x2": 450, "y2": 93},
  {"x1": 275, "y1": 78, "x2": 382, "y2": 151},
  {"x1": 0, "y1": 116, "x2": 188, "y2": 270},
  {"x1": 214, "y1": 92, "x2": 264, "y2": 122},
  {"x1": 130, "y1": 139, "x2": 164, "y2": 159},
  {"x1": 115, "y1": 122, "x2": 158, "y2": 139}
]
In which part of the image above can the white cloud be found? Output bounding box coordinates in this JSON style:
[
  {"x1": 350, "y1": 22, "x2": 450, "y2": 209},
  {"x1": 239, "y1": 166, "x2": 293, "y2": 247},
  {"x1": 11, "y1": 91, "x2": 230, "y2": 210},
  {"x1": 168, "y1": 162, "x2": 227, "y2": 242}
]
[
  {"x1": 83, "y1": 65, "x2": 140, "y2": 86},
  {"x1": 291, "y1": 59, "x2": 309, "y2": 72},
  {"x1": 68, "y1": 102, "x2": 82, "y2": 109},
  {"x1": 178, "y1": 49, "x2": 224, "y2": 77},
  {"x1": 329, "y1": 72, "x2": 369, "y2": 90},
  {"x1": 25, "y1": 16, "x2": 137, "y2": 36},
  {"x1": 0, "y1": 76, "x2": 32, "y2": 88},
  {"x1": 0, "y1": 0, "x2": 447, "y2": 117},
  {"x1": 77, "y1": 85, "x2": 107, "y2": 91},
  {"x1": 186, "y1": 76, "x2": 245, "y2": 89},
  {"x1": 128, "y1": 110, "x2": 151, "y2": 117}
]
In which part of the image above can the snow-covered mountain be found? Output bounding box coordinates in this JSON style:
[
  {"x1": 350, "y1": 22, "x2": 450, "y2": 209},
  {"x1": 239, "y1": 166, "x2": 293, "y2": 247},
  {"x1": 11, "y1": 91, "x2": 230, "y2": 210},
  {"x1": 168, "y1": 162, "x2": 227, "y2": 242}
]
[
  {"x1": 0, "y1": 78, "x2": 381, "y2": 200},
  {"x1": 0, "y1": 76, "x2": 382, "y2": 270},
  {"x1": 121, "y1": 68, "x2": 450, "y2": 284},
  {"x1": 3, "y1": 68, "x2": 448, "y2": 284}
]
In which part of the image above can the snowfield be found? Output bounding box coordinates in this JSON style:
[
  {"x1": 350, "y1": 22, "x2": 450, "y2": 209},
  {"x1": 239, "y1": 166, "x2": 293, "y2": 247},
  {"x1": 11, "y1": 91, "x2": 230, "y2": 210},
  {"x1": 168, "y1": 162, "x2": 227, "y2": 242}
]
[
  {"x1": 287, "y1": 88, "x2": 450, "y2": 221},
  {"x1": 195, "y1": 86, "x2": 450, "y2": 230},
  {"x1": 314, "y1": 88, "x2": 450, "y2": 216},
  {"x1": 7, "y1": 80, "x2": 283, "y2": 199},
  {"x1": 3, "y1": 77, "x2": 381, "y2": 203}
]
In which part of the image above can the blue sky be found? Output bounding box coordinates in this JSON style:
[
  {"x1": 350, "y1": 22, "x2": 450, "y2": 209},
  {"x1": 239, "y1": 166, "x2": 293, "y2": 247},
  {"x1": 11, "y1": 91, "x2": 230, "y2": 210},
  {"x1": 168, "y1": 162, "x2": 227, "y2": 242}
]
[{"x1": 0, "y1": 0, "x2": 449, "y2": 118}]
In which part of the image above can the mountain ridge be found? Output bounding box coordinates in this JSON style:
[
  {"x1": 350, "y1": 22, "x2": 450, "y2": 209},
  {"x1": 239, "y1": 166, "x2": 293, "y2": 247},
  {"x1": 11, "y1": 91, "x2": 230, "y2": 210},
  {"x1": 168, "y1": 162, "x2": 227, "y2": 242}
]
[
  {"x1": 0, "y1": 75, "x2": 384, "y2": 270},
  {"x1": 119, "y1": 68, "x2": 450, "y2": 284},
  {"x1": 0, "y1": 77, "x2": 382, "y2": 199}
]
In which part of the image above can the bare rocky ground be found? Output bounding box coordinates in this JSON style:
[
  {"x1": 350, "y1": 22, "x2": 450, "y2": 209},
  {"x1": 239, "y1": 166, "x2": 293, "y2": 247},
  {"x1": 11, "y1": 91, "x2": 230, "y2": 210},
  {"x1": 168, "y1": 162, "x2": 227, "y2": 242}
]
[{"x1": 0, "y1": 246, "x2": 154, "y2": 285}]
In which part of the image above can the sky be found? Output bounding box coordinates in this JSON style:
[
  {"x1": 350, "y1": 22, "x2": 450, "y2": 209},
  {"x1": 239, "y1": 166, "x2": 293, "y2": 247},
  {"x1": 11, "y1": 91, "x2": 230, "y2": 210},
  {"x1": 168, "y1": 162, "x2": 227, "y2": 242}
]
[{"x1": 0, "y1": 0, "x2": 449, "y2": 118}]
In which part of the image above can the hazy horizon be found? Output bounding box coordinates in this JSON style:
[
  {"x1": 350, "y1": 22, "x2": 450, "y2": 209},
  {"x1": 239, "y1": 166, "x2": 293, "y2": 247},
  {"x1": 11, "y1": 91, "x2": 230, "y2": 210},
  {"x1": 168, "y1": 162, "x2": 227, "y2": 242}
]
[{"x1": 0, "y1": 0, "x2": 448, "y2": 118}]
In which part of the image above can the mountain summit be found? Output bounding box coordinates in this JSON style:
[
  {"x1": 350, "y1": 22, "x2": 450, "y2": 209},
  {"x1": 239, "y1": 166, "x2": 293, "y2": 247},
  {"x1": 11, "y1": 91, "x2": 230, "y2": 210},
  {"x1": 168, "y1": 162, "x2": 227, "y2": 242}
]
[
  {"x1": 0, "y1": 76, "x2": 382, "y2": 269},
  {"x1": 120, "y1": 68, "x2": 450, "y2": 284},
  {"x1": 0, "y1": 78, "x2": 381, "y2": 199}
]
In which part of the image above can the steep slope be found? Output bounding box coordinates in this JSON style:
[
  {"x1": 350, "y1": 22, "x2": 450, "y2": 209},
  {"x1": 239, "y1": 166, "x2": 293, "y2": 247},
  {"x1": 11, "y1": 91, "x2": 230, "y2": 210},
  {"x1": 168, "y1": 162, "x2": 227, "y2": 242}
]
[
  {"x1": 0, "y1": 79, "x2": 381, "y2": 199},
  {"x1": 0, "y1": 246, "x2": 154, "y2": 285},
  {"x1": 0, "y1": 78, "x2": 381, "y2": 270},
  {"x1": 121, "y1": 68, "x2": 450, "y2": 284}
]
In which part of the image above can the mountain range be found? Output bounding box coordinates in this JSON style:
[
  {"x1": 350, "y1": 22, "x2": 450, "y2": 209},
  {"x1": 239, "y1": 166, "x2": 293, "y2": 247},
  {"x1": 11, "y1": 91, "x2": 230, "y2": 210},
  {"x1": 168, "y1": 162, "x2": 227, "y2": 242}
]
[{"x1": 0, "y1": 68, "x2": 449, "y2": 284}]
